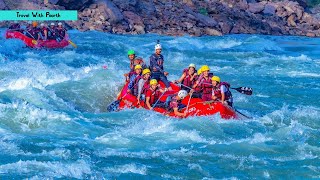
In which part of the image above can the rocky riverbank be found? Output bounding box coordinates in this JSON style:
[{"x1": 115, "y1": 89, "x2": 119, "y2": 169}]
[{"x1": 1, "y1": 0, "x2": 320, "y2": 37}]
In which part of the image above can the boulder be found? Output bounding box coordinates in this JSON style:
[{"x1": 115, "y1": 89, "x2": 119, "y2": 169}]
[
  {"x1": 306, "y1": 32, "x2": 316, "y2": 37},
  {"x1": 134, "y1": 24, "x2": 145, "y2": 34},
  {"x1": 205, "y1": 27, "x2": 222, "y2": 36},
  {"x1": 48, "y1": 0, "x2": 59, "y2": 4},
  {"x1": 94, "y1": 0, "x2": 124, "y2": 23},
  {"x1": 263, "y1": 4, "x2": 276, "y2": 15},
  {"x1": 287, "y1": 14, "x2": 297, "y2": 27},
  {"x1": 56, "y1": 0, "x2": 90, "y2": 10},
  {"x1": 123, "y1": 11, "x2": 143, "y2": 25},
  {"x1": 248, "y1": 3, "x2": 265, "y2": 13},
  {"x1": 219, "y1": 22, "x2": 232, "y2": 34},
  {"x1": 182, "y1": 0, "x2": 195, "y2": 8},
  {"x1": 137, "y1": 0, "x2": 156, "y2": 16},
  {"x1": 183, "y1": 5, "x2": 217, "y2": 27}
]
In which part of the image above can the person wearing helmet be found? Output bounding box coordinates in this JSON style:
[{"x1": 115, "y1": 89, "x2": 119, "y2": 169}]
[
  {"x1": 124, "y1": 50, "x2": 146, "y2": 81},
  {"x1": 165, "y1": 90, "x2": 188, "y2": 117},
  {"x1": 135, "y1": 68, "x2": 151, "y2": 105},
  {"x1": 145, "y1": 79, "x2": 166, "y2": 110},
  {"x1": 39, "y1": 23, "x2": 48, "y2": 40},
  {"x1": 8, "y1": 20, "x2": 20, "y2": 31},
  {"x1": 211, "y1": 76, "x2": 233, "y2": 107},
  {"x1": 127, "y1": 50, "x2": 146, "y2": 71},
  {"x1": 56, "y1": 22, "x2": 66, "y2": 41},
  {"x1": 26, "y1": 21, "x2": 40, "y2": 40},
  {"x1": 174, "y1": 64, "x2": 198, "y2": 92},
  {"x1": 149, "y1": 43, "x2": 171, "y2": 89},
  {"x1": 191, "y1": 65, "x2": 213, "y2": 101},
  {"x1": 47, "y1": 22, "x2": 57, "y2": 40},
  {"x1": 127, "y1": 65, "x2": 143, "y2": 93}
]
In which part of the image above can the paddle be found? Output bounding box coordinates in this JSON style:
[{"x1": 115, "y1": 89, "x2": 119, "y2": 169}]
[
  {"x1": 185, "y1": 91, "x2": 193, "y2": 115},
  {"x1": 201, "y1": 82, "x2": 253, "y2": 95},
  {"x1": 152, "y1": 90, "x2": 166, "y2": 109},
  {"x1": 106, "y1": 93, "x2": 128, "y2": 112},
  {"x1": 48, "y1": 27, "x2": 77, "y2": 48},
  {"x1": 231, "y1": 87, "x2": 253, "y2": 95}
]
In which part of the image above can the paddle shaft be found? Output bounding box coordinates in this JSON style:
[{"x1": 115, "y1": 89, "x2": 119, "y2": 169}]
[{"x1": 152, "y1": 90, "x2": 166, "y2": 109}]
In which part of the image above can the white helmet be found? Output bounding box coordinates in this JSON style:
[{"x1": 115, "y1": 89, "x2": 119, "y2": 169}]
[
  {"x1": 178, "y1": 90, "x2": 188, "y2": 99},
  {"x1": 27, "y1": 21, "x2": 32, "y2": 24},
  {"x1": 40, "y1": 23, "x2": 44, "y2": 27},
  {"x1": 58, "y1": 22, "x2": 62, "y2": 26},
  {"x1": 50, "y1": 23, "x2": 55, "y2": 26},
  {"x1": 155, "y1": 43, "x2": 162, "y2": 50},
  {"x1": 189, "y1": 63, "x2": 196, "y2": 69}
]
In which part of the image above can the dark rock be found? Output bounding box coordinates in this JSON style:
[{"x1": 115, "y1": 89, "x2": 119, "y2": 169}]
[
  {"x1": 137, "y1": 0, "x2": 156, "y2": 16},
  {"x1": 94, "y1": 0, "x2": 124, "y2": 23},
  {"x1": 219, "y1": 22, "x2": 232, "y2": 34},
  {"x1": 263, "y1": 4, "x2": 276, "y2": 15},
  {"x1": 183, "y1": 5, "x2": 217, "y2": 27},
  {"x1": 56, "y1": 0, "x2": 90, "y2": 10},
  {"x1": 0, "y1": 0, "x2": 7, "y2": 9},
  {"x1": 48, "y1": 0, "x2": 59, "y2": 4},
  {"x1": 123, "y1": 11, "x2": 143, "y2": 25}
]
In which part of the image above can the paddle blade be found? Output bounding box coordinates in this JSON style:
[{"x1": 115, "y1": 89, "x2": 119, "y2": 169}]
[
  {"x1": 68, "y1": 40, "x2": 77, "y2": 48},
  {"x1": 107, "y1": 100, "x2": 120, "y2": 112},
  {"x1": 232, "y1": 87, "x2": 253, "y2": 95}
]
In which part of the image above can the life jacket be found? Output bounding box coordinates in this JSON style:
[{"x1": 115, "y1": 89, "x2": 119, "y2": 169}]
[
  {"x1": 47, "y1": 27, "x2": 56, "y2": 39},
  {"x1": 213, "y1": 82, "x2": 232, "y2": 100},
  {"x1": 128, "y1": 71, "x2": 136, "y2": 79},
  {"x1": 182, "y1": 68, "x2": 198, "y2": 88},
  {"x1": 146, "y1": 87, "x2": 161, "y2": 105},
  {"x1": 130, "y1": 57, "x2": 145, "y2": 71},
  {"x1": 133, "y1": 77, "x2": 150, "y2": 96},
  {"x1": 28, "y1": 27, "x2": 40, "y2": 39},
  {"x1": 200, "y1": 74, "x2": 213, "y2": 94},
  {"x1": 40, "y1": 27, "x2": 47, "y2": 39},
  {"x1": 56, "y1": 27, "x2": 66, "y2": 38}
]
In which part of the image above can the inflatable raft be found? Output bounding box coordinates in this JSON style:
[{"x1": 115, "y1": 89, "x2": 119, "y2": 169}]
[
  {"x1": 5, "y1": 30, "x2": 70, "y2": 49},
  {"x1": 116, "y1": 81, "x2": 238, "y2": 119}
]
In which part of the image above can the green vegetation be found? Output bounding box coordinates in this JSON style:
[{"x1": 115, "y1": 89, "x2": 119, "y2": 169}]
[{"x1": 199, "y1": 8, "x2": 208, "y2": 15}]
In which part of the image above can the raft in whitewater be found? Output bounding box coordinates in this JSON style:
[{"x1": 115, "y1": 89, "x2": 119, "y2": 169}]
[
  {"x1": 115, "y1": 81, "x2": 238, "y2": 119},
  {"x1": 5, "y1": 30, "x2": 70, "y2": 49}
]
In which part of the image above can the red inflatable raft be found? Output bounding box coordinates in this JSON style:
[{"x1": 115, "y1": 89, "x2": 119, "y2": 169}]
[
  {"x1": 5, "y1": 30, "x2": 70, "y2": 49},
  {"x1": 116, "y1": 81, "x2": 238, "y2": 119}
]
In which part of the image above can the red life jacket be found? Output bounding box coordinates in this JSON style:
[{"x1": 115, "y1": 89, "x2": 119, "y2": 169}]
[
  {"x1": 146, "y1": 87, "x2": 161, "y2": 105},
  {"x1": 128, "y1": 71, "x2": 136, "y2": 79},
  {"x1": 133, "y1": 77, "x2": 149, "y2": 96},
  {"x1": 213, "y1": 82, "x2": 232, "y2": 100},
  {"x1": 130, "y1": 58, "x2": 145, "y2": 71},
  {"x1": 200, "y1": 75, "x2": 213, "y2": 94},
  {"x1": 40, "y1": 27, "x2": 47, "y2": 37},
  {"x1": 182, "y1": 68, "x2": 197, "y2": 88}
]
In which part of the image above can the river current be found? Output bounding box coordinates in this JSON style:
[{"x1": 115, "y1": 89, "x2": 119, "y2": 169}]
[{"x1": 0, "y1": 29, "x2": 319, "y2": 179}]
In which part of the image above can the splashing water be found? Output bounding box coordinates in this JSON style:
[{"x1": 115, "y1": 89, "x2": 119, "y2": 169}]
[{"x1": 0, "y1": 29, "x2": 320, "y2": 179}]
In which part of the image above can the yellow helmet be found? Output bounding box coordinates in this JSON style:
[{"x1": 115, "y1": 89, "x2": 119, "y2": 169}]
[
  {"x1": 142, "y1": 68, "x2": 151, "y2": 75},
  {"x1": 197, "y1": 68, "x2": 202, "y2": 75},
  {"x1": 134, "y1": 65, "x2": 142, "y2": 70},
  {"x1": 211, "y1": 76, "x2": 220, "y2": 83},
  {"x1": 150, "y1": 79, "x2": 158, "y2": 85},
  {"x1": 201, "y1": 65, "x2": 210, "y2": 72}
]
